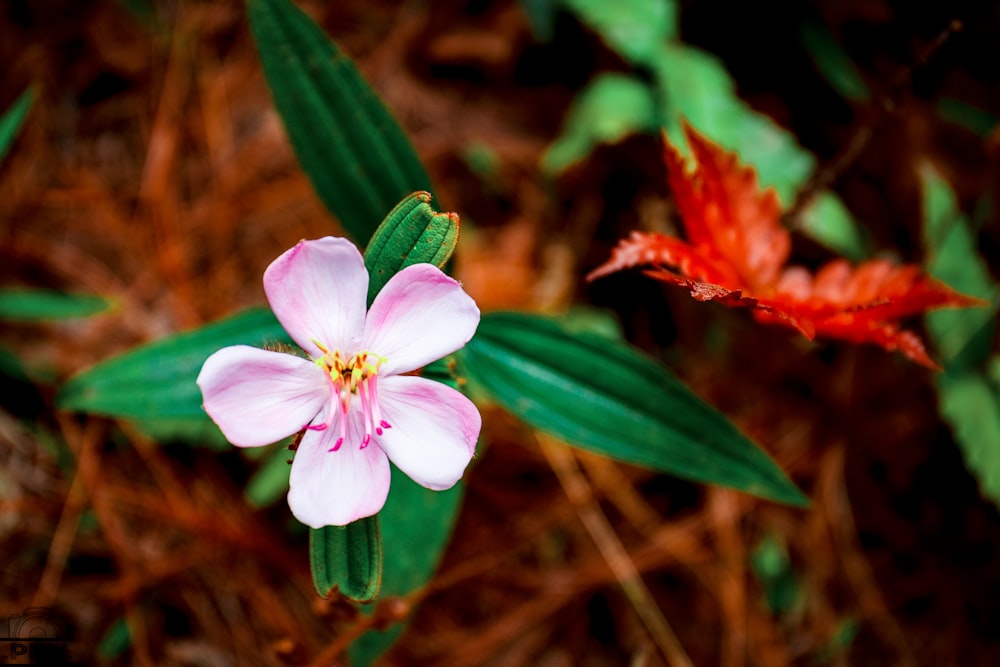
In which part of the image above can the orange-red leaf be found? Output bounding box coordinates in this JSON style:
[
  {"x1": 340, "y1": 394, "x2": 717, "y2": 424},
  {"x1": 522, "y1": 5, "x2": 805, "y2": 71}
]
[{"x1": 587, "y1": 124, "x2": 985, "y2": 368}]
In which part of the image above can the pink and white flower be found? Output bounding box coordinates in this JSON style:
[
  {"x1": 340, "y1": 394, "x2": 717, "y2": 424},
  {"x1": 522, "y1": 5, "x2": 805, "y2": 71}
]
[{"x1": 197, "y1": 237, "x2": 482, "y2": 528}]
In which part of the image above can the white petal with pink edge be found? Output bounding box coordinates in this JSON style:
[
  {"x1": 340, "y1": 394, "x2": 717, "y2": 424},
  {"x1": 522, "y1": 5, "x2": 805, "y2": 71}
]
[
  {"x1": 263, "y1": 237, "x2": 368, "y2": 357},
  {"x1": 362, "y1": 264, "x2": 480, "y2": 375},
  {"x1": 197, "y1": 345, "x2": 328, "y2": 448},
  {"x1": 375, "y1": 375, "x2": 480, "y2": 490},
  {"x1": 288, "y1": 418, "x2": 392, "y2": 528}
]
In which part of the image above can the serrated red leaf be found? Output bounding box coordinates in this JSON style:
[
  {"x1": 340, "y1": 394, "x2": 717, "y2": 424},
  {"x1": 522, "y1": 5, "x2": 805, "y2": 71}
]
[{"x1": 587, "y1": 124, "x2": 985, "y2": 368}]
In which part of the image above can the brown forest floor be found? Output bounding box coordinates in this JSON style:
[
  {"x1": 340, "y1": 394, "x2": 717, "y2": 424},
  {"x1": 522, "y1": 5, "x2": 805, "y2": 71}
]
[{"x1": 2, "y1": 1, "x2": 1000, "y2": 665}]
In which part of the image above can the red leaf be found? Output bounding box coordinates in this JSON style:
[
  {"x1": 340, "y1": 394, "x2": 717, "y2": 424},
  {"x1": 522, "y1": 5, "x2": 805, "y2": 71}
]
[{"x1": 587, "y1": 124, "x2": 985, "y2": 368}]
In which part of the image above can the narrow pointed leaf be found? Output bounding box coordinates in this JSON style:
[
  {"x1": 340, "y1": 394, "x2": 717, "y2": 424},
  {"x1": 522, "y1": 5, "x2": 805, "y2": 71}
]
[
  {"x1": 363, "y1": 192, "x2": 460, "y2": 303},
  {"x1": 461, "y1": 312, "x2": 807, "y2": 506},
  {"x1": 0, "y1": 288, "x2": 113, "y2": 321},
  {"x1": 57, "y1": 307, "x2": 289, "y2": 419},
  {"x1": 921, "y1": 164, "x2": 998, "y2": 366},
  {"x1": 310, "y1": 516, "x2": 382, "y2": 602},
  {"x1": 0, "y1": 87, "x2": 33, "y2": 164},
  {"x1": 247, "y1": 0, "x2": 433, "y2": 244}
]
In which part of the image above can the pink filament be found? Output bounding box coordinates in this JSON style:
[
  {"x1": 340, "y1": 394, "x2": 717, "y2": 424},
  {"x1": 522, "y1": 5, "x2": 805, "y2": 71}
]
[{"x1": 310, "y1": 353, "x2": 393, "y2": 453}]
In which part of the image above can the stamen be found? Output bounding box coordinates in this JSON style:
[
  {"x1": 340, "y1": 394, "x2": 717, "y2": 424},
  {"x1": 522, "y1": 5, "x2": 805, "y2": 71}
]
[
  {"x1": 308, "y1": 373, "x2": 339, "y2": 431},
  {"x1": 313, "y1": 346, "x2": 388, "y2": 452}
]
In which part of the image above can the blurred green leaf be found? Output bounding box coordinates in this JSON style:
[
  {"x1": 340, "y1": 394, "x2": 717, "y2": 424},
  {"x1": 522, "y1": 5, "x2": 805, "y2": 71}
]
[
  {"x1": 938, "y1": 98, "x2": 999, "y2": 137},
  {"x1": 0, "y1": 87, "x2": 33, "y2": 164},
  {"x1": 814, "y1": 619, "x2": 859, "y2": 663},
  {"x1": 460, "y1": 312, "x2": 808, "y2": 506},
  {"x1": 245, "y1": 446, "x2": 293, "y2": 507},
  {"x1": 562, "y1": 0, "x2": 677, "y2": 64},
  {"x1": 799, "y1": 19, "x2": 869, "y2": 102},
  {"x1": 134, "y1": 417, "x2": 232, "y2": 449},
  {"x1": 117, "y1": 0, "x2": 156, "y2": 27},
  {"x1": 247, "y1": 0, "x2": 433, "y2": 245},
  {"x1": 0, "y1": 288, "x2": 113, "y2": 321},
  {"x1": 311, "y1": 516, "x2": 382, "y2": 602},
  {"x1": 364, "y1": 192, "x2": 460, "y2": 303},
  {"x1": 799, "y1": 191, "x2": 869, "y2": 261},
  {"x1": 0, "y1": 344, "x2": 31, "y2": 385},
  {"x1": 97, "y1": 616, "x2": 132, "y2": 661},
  {"x1": 349, "y1": 469, "x2": 464, "y2": 665},
  {"x1": 519, "y1": 0, "x2": 557, "y2": 41},
  {"x1": 921, "y1": 164, "x2": 998, "y2": 366},
  {"x1": 57, "y1": 307, "x2": 290, "y2": 419},
  {"x1": 936, "y1": 372, "x2": 1000, "y2": 507},
  {"x1": 652, "y1": 43, "x2": 815, "y2": 207},
  {"x1": 921, "y1": 166, "x2": 1000, "y2": 509},
  {"x1": 543, "y1": 73, "x2": 659, "y2": 174},
  {"x1": 751, "y1": 534, "x2": 801, "y2": 615}
]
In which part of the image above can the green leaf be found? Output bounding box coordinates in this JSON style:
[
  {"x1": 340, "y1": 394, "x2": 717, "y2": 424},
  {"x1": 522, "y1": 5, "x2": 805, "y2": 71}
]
[
  {"x1": 750, "y1": 534, "x2": 801, "y2": 615},
  {"x1": 543, "y1": 73, "x2": 659, "y2": 174},
  {"x1": 310, "y1": 516, "x2": 382, "y2": 602},
  {"x1": 96, "y1": 616, "x2": 132, "y2": 661},
  {"x1": 245, "y1": 446, "x2": 293, "y2": 507},
  {"x1": 649, "y1": 42, "x2": 868, "y2": 257},
  {"x1": 348, "y1": 469, "x2": 464, "y2": 665},
  {"x1": 363, "y1": 192, "x2": 460, "y2": 303},
  {"x1": 799, "y1": 19, "x2": 869, "y2": 102},
  {"x1": 936, "y1": 371, "x2": 1000, "y2": 508},
  {"x1": 561, "y1": 0, "x2": 678, "y2": 65},
  {"x1": 0, "y1": 344, "x2": 31, "y2": 385},
  {"x1": 57, "y1": 307, "x2": 290, "y2": 419},
  {"x1": 652, "y1": 43, "x2": 815, "y2": 207},
  {"x1": 0, "y1": 288, "x2": 114, "y2": 321},
  {"x1": 0, "y1": 87, "x2": 33, "y2": 164},
  {"x1": 920, "y1": 163, "x2": 998, "y2": 367},
  {"x1": 519, "y1": 0, "x2": 558, "y2": 41},
  {"x1": 938, "y1": 98, "x2": 999, "y2": 137},
  {"x1": 247, "y1": 0, "x2": 433, "y2": 245},
  {"x1": 460, "y1": 312, "x2": 807, "y2": 506},
  {"x1": 798, "y1": 191, "x2": 869, "y2": 262}
]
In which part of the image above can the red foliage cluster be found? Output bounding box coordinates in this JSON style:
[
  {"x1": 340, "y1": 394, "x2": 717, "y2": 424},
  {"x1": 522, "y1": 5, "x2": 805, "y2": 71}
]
[{"x1": 588, "y1": 125, "x2": 983, "y2": 368}]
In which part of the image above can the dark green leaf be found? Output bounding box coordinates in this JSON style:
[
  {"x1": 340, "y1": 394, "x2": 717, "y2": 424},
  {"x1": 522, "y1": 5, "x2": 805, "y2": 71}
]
[
  {"x1": 460, "y1": 312, "x2": 807, "y2": 506},
  {"x1": 247, "y1": 0, "x2": 433, "y2": 244},
  {"x1": 57, "y1": 307, "x2": 290, "y2": 419},
  {"x1": 0, "y1": 288, "x2": 113, "y2": 321},
  {"x1": 310, "y1": 516, "x2": 382, "y2": 602},
  {"x1": 349, "y1": 469, "x2": 464, "y2": 665},
  {"x1": 799, "y1": 19, "x2": 869, "y2": 102},
  {"x1": 363, "y1": 192, "x2": 460, "y2": 304},
  {"x1": 938, "y1": 98, "x2": 999, "y2": 137},
  {"x1": 0, "y1": 87, "x2": 33, "y2": 164},
  {"x1": 519, "y1": 0, "x2": 557, "y2": 41},
  {"x1": 96, "y1": 616, "x2": 132, "y2": 661},
  {"x1": 751, "y1": 534, "x2": 801, "y2": 615},
  {"x1": 245, "y1": 447, "x2": 293, "y2": 507}
]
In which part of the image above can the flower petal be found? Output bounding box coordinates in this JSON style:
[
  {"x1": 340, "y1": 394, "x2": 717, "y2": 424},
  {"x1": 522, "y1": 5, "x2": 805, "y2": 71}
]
[
  {"x1": 264, "y1": 237, "x2": 368, "y2": 357},
  {"x1": 197, "y1": 345, "x2": 328, "y2": 448},
  {"x1": 288, "y1": 416, "x2": 391, "y2": 528},
  {"x1": 375, "y1": 375, "x2": 480, "y2": 490},
  {"x1": 363, "y1": 264, "x2": 480, "y2": 375}
]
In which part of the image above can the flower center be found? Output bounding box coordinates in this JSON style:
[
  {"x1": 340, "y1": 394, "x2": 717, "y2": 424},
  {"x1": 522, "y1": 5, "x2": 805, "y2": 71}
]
[{"x1": 308, "y1": 341, "x2": 391, "y2": 451}]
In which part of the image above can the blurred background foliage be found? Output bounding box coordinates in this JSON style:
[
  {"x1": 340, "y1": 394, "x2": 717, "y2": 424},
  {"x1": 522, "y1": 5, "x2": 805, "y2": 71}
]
[{"x1": 1, "y1": 0, "x2": 999, "y2": 665}]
